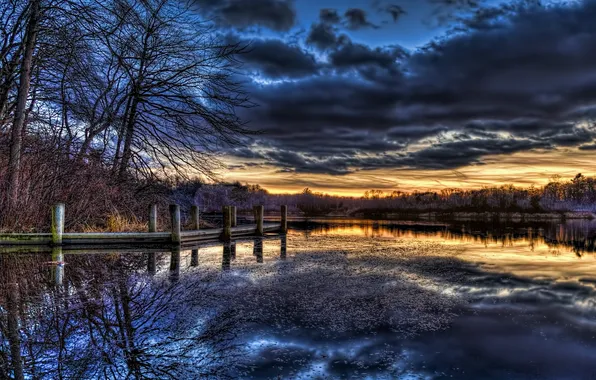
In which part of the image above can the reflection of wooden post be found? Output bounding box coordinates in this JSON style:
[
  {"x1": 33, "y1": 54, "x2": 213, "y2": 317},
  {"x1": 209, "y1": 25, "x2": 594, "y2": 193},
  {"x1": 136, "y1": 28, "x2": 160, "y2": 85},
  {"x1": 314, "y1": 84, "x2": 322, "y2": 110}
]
[
  {"x1": 222, "y1": 242, "x2": 232, "y2": 270},
  {"x1": 254, "y1": 238, "x2": 263, "y2": 263},
  {"x1": 170, "y1": 205, "x2": 181, "y2": 244},
  {"x1": 281, "y1": 205, "x2": 288, "y2": 234},
  {"x1": 190, "y1": 205, "x2": 200, "y2": 230},
  {"x1": 222, "y1": 206, "x2": 231, "y2": 242},
  {"x1": 231, "y1": 206, "x2": 237, "y2": 227},
  {"x1": 148, "y1": 205, "x2": 158, "y2": 276},
  {"x1": 51, "y1": 246, "x2": 64, "y2": 286},
  {"x1": 280, "y1": 235, "x2": 287, "y2": 259},
  {"x1": 191, "y1": 249, "x2": 199, "y2": 267},
  {"x1": 148, "y1": 204, "x2": 157, "y2": 232},
  {"x1": 51, "y1": 203, "x2": 65, "y2": 245},
  {"x1": 147, "y1": 253, "x2": 156, "y2": 275},
  {"x1": 255, "y1": 205, "x2": 264, "y2": 236},
  {"x1": 169, "y1": 246, "x2": 181, "y2": 282},
  {"x1": 230, "y1": 242, "x2": 236, "y2": 260},
  {"x1": 7, "y1": 283, "x2": 24, "y2": 380}
]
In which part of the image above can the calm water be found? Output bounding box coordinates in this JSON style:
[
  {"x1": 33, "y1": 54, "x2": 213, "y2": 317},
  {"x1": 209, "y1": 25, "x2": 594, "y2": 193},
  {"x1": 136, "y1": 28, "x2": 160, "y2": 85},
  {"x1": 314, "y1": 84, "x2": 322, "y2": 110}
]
[{"x1": 2, "y1": 219, "x2": 596, "y2": 379}]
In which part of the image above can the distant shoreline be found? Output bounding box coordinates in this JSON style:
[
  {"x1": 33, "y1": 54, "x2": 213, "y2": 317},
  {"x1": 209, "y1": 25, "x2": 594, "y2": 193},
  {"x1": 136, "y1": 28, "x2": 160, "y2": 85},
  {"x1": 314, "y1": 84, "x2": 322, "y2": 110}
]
[{"x1": 284, "y1": 210, "x2": 596, "y2": 221}]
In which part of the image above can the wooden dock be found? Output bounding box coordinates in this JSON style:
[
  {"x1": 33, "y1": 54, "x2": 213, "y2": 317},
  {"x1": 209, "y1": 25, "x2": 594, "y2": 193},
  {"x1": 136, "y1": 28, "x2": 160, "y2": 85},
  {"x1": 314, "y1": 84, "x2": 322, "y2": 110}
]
[{"x1": 0, "y1": 204, "x2": 288, "y2": 247}]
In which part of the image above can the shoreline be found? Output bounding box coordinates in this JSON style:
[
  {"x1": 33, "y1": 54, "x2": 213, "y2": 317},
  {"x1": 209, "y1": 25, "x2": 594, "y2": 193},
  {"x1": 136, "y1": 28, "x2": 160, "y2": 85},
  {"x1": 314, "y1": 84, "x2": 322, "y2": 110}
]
[{"x1": 288, "y1": 210, "x2": 596, "y2": 221}]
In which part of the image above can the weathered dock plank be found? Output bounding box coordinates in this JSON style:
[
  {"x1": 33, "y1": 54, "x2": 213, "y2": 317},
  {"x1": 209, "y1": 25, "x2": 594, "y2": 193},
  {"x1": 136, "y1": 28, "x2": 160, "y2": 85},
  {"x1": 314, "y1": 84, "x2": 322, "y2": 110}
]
[
  {"x1": 0, "y1": 204, "x2": 286, "y2": 247},
  {"x1": 0, "y1": 224, "x2": 281, "y2": 246},
  {"x1": 0, "y1": 233, "x2": 285, "y2": 255}
]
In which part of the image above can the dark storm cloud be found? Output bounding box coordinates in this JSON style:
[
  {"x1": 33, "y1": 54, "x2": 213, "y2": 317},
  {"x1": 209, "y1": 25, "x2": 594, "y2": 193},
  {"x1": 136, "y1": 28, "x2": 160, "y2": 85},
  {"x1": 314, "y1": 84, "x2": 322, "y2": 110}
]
[
  {"x1": 192, "y1": 0, "x2": 296, "y2": 31},
  {"x1": 384, "y1": 4, "x2": 407, "y2": 22},
  {"x1": 240, "y1": 38, "x2": 319, "y2": 78},
  {"x1": 320, "y1": 8, "x2": 341, "y2": 24},
  {"x1": 372, "y1": 1, "x2": 407, "y2": 22},
  {"x1": 329, "y1": 43, "x2": 405, "y2": 71},
  {"x1": 306, "y1": 22, "x2": 341, "y2": 50},
  {"x1": 344, "y1": 8, "x2": 378, "y2": 29},
  {"x1": 405, "y1": 137, "x2": 551, "y2": 169},
  {"x1": 579, "y1": 143, "x2": 596, "y2": 151},
  {"x1": 230, "y1": 0, "x2": 596, "y2": 174}
]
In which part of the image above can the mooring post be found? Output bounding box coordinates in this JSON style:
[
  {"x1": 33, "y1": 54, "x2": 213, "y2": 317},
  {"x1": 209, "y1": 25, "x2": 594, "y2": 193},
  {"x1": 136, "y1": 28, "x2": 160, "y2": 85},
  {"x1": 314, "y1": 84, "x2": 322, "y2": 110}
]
[
  {"x1": 148, "y1": 204, "x2": 157, "y2": 232},
  {"x1": 281, "y1": 205, "x2": 288, "y2": 234},
  {"x1": 255, "y1": 205, "x2": 264, "y2": 236},
  {"x1": 231, "y1": 206, "x2": 237, "y2": 227},
  {"x1": 190, "y1": 205, "x2": 200, "y2": 230},
  {"x1": 51, "y1": 203, "x2": 65, "y2": 246},
  {"x1": 170, "y1": 204, "x2": 181, "y2": 244},
  {"x1": 222, "y1": 206, "x2": 232, "y2": 242}
]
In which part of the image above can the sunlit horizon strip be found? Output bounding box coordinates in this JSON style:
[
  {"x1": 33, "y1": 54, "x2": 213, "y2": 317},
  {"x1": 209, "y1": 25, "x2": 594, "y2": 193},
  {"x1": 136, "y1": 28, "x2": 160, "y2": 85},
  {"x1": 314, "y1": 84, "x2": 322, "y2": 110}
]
[{"x1": 221, "y1": 149, "x2": 596, "y2": 196}]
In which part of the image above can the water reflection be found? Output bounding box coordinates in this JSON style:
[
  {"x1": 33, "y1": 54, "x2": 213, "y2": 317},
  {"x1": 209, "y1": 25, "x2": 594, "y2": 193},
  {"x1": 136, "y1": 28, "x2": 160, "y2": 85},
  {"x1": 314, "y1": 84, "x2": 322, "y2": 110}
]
[
  {"x1": 190, "y1": 248, "x2": 198, "y2": 267},
  {"x1": 253, "y1": 238, "x2": 263, "y2": 263},
  {"x1": 169, "y1": 246, "x2": 181, "y2": 281},
  {"x1": 147, "y1": 252, "x2": 156, "y2": 275},
  {"x1": 51, "y1": 246, "x2": 64, "y2": 286},
  {"x1": 294, "y1": 218, "x2": 596, "y2": 257},
  {"x1": 222, "y1": 242, "x2": 232, "y2": 270},
  {"x1": 3, "y1": 222, "x2": 596, "y2": 379},
  {"x1": 281, "y1": 235, "x2": 287, "y2": 260}
]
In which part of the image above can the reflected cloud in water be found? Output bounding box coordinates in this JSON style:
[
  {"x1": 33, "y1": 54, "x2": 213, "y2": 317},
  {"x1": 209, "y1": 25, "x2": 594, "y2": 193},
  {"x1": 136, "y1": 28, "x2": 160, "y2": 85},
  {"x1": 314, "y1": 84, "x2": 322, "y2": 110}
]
[{"x1": 2, "y1": 221, "x2": 596, "y2": 379}]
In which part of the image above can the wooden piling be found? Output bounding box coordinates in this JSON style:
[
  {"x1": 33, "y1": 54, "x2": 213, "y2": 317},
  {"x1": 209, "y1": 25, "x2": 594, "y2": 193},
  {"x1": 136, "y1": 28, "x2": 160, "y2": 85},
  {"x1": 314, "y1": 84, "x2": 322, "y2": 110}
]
[
  {"x1": 281, "y1": 205, "x2": 288, "y2": 234},
  {"x1": 51, "y1": 204, "x2": 65, "y2": 246},
  {"x1": 255, "y1": 205, "x2": 264, "y2": 236},
  {"x1": 170, "y1": 204, "x2": 181, "y2": 244},
  {"x1": 190, "y1": 205, "x2": 200, "y2": 230},
  {"x1": 148, "y1": 204, "x2": 157, "y2": 232},
  {"x1": 231, "y1": 206, "x2": 237, "y2": 227},
  {"x1": 222, "y1": 206, "x2": 232, "y2": 242}
]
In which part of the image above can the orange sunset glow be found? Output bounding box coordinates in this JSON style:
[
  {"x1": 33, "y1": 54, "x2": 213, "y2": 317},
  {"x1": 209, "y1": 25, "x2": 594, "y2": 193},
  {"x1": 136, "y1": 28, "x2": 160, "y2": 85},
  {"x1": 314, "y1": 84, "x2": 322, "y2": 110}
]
[{"x1": 223, "y1": 148, "x2": 596, "y2": 195}]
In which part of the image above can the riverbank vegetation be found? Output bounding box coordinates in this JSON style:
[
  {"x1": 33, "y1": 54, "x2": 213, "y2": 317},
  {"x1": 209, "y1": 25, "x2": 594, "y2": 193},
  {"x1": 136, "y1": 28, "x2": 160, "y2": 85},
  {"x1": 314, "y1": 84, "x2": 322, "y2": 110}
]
[
  {"x1": 2, "y1": 1, "x2": 596, "y2": 232},
  {"x1": 0, "y1": 0, "x2": 251, "y2": 231}
]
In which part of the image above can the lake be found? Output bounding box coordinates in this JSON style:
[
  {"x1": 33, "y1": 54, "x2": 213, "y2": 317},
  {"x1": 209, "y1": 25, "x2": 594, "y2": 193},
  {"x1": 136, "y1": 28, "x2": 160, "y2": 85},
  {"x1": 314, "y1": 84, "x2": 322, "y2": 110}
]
[{"x1": 2, "y1": 218, "x2": 596, "y2": 379}]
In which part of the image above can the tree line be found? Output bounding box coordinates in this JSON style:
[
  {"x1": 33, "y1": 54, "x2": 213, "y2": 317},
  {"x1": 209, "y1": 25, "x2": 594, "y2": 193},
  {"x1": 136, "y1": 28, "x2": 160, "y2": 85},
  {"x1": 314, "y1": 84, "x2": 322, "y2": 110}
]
[{"x1": 191, "y1": 174, "x2": 596, "y2": 216}]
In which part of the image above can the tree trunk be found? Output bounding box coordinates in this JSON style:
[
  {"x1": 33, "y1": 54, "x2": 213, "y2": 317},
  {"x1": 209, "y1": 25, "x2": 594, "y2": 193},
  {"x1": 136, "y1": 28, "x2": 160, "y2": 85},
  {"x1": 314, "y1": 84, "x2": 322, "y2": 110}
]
[
  {"x1": 7, "y1": 0, "x2": 41, "y2": 209},
  {"x1": 118, "y1": 96, "x2": 139, "y2": 179}
]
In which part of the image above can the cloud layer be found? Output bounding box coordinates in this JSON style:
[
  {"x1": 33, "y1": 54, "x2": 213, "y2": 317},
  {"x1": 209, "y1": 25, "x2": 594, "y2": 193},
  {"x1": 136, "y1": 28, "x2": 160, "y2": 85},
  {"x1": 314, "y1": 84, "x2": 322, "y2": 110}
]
[
  {"x1": 193, "y1": 0, "x2": 297, "y2": 31},
  {"x1": 221, "y1": 0, "x2": 596, "y2": 177}
]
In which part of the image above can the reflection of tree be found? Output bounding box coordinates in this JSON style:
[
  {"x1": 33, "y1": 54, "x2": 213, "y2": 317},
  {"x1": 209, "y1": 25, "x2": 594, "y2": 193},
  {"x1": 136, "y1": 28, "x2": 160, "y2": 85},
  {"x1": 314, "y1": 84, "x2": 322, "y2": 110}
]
[{"x1": 0, "y1": 252, "x2": 243, "y2": 379}]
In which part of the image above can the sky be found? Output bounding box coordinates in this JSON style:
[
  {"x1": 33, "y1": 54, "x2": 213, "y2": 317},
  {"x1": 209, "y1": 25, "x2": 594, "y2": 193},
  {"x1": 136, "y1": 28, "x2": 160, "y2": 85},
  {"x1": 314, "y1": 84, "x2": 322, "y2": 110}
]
[{"x1": 191, "y1": 0, "x2": 596, "y2": 196}]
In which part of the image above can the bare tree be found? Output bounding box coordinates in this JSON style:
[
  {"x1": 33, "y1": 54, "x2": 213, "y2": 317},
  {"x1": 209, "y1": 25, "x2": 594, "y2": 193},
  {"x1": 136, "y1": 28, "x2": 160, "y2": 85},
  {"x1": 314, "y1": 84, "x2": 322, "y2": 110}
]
[
  {"x1": 5, "y1": 0, "x2": 41, "y2": 210},
  {"x1": 72, "y1": 0, "x2": 254, "y2": 180}
]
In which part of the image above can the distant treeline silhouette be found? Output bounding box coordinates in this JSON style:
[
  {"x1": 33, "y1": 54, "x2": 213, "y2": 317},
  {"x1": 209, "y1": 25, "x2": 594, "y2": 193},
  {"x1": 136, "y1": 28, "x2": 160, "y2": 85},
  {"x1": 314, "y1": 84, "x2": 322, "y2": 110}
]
[{"x1": 191, "y1": 173, "x2": 596, "y2": 216}]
